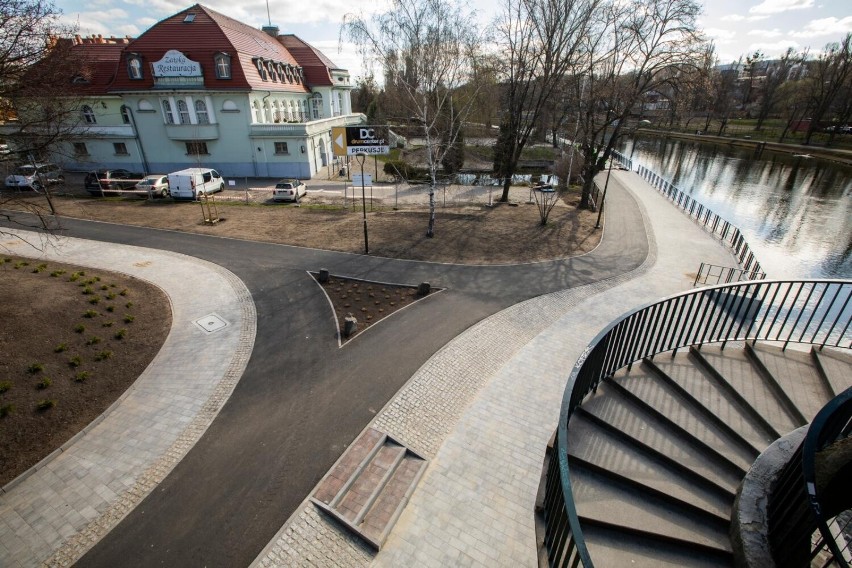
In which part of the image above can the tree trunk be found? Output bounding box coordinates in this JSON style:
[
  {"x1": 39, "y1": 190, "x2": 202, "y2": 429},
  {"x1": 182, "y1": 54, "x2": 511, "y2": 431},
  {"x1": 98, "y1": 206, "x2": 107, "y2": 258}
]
[{"x1": 427, "y1": 184, "x2": 436, "y2": 237}]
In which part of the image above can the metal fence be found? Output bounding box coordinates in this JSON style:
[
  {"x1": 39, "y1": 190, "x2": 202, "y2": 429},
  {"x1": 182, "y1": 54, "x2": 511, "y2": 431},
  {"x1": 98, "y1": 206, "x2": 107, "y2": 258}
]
[
  {"x1": 545, "y1": 279, "x2": 852, "y2": 567},
  {"x1": 694, "y1": 262, "x2": 766, "y2": 287}
]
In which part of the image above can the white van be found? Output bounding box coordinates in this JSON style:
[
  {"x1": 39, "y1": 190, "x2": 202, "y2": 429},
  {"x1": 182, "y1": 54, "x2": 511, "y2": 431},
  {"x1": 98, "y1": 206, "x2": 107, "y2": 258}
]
[{"x1": 167, "y1": 168, "x2": 225, "y2": 200}]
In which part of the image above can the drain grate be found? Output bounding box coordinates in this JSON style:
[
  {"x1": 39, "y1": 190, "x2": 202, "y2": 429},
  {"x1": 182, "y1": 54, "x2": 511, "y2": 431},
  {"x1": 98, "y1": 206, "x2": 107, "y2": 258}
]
[{"x1": 194, "y1": 313, "x2": 229, "y2": 333}]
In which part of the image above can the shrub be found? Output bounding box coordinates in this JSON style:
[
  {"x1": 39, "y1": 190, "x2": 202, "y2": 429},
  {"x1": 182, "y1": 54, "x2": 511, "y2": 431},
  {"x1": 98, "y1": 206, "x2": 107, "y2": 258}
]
[
  {"x1": 14, "y1": 261, "x2": 29, "y2": 269},
  {"x1": 74, "y1": 371, "x2": 90, "y2": 382},
  {"x1": 68, "y1": 355, "x2": 82, "y2": 368},
  {"x1": 106, "y1": 305, "x2": 115, "y2": 312},
  {"x1": 101, "y1": 284, "x2": 109, "y2": 291},
  {"x1": 0, "y1": 404, "x2": 13, "y2": 418},
  {"x1": 0, "y1": 381, "x2": 11, "y2": 393},
  {"x1": 54, "y1": 343, "x2": 68, "y2": 353},
  {"x1": 27, "y1": 362, "x2": 44, "y2": 374},
  {"x1": 83, "y1": 310, "x2": 98, "y2": 318},
  {"x1": 36, "y1": 399, "x2": 56, "y2": 411},
  {"x1": 32, "y1": 263, "x2": 47, "y2": 273},
  {"x1": 88, "y1": 297, "x2": 100, "y2": 305},
  {"x1": 36, "y1": 377, "x2": 52, "y2": 389},
  {"x1": 125, "y1": 302, "x2": 133, "y2": 309},
  {"x1": 114, "y1": 328, "x2": 127, "y2": 340},
  {"x1": 119, "y1": 288, "x2": 128, "y2": 296},
  {"x1": 106, "y1": 293, "x2": 116, "y2": 300},
  {"x1": 94, "y1": 350, "x2": 113, "y2": 361},
  {"x1": 74, "y1": 324, "x2": 86, "y2": 333},
  {"x1": 82, "y1": 286, "x2": 93, "y2": 295},
  {"x1": 50, "y1": 270, "x2": 66, "y2": 277},
  {"x1": 69, "y1": 272, "x2": 81, "y2": 282},
  {"x1": 85, "y1": 336, "x2": 101, "y2": 346},
  {"x1": 102, "y1": 321, "x2": 113, "y2": 327},
  {"x1": 124, "y1": 314, "x2": 135, "y2": 323}
]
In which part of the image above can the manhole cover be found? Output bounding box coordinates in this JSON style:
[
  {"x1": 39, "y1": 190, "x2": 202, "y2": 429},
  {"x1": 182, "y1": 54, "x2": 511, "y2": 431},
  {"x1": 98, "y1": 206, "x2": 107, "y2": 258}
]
[{"x1": 194, "y1": 314, "x2": 229, "y2": 333}]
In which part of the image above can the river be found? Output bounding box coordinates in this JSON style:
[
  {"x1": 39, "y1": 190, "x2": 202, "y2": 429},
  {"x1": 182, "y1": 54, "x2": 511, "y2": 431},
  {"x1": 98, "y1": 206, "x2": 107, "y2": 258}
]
[{"x1": 620, "y1": 136, "x2": 852, "y2": 279}]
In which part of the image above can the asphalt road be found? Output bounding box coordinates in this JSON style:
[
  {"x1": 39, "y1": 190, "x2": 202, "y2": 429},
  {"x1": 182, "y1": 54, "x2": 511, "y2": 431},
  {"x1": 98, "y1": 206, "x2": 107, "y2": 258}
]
[{"x1": 2, "y1": 174, "x2": 648, "y2": 567}]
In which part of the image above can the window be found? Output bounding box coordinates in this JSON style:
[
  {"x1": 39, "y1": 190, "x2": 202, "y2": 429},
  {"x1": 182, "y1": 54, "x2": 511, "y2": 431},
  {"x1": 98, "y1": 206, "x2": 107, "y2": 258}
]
[
  {"x1": 268, "y1": 61, "x2": 277, "y2": 81},
  {"x1": 263, "y1": 100, "x2": 271, "y2": 123},
  {"x1": 81, "y1": 105, "x2": 96, "y2": 124},
  {"x1": 195, "y1": 100, "x2": 209, "y2": 124},
  {"x1": 183, "y1": 13, "x2": 195, "y2": 22},
  {"x1": 253, "y1": 101, "x2": 262, "y2": 123},
  {"x1": 177, "y1": 100, "x2": 191, "y2": 124},
  {"x1": 312, "y1": 95, "x2": 323, "y2": 120},
  {"x1": 274, "y1": 142, "x2": 289, "y2": 154},
  {"x1": 73, "y1": 142, "x2": 88, "y2": 156},
  {"x1": 128, "y1": 55, "x2": 143, "y2": 79},
  {"x1": 121, "y1": 106, "x2": 131, "y2": 124},
  {"x1": 256, "y1": 59, "x2": 268, "y2": 81},
  {"x1": 186, "y1": 142, "x2": 209, "y2": 155},
  {"x1": 273, "y1": 100, "x2": 282, "y2": 123},
  {"x1": 113, "y1": 142, "x2": 128, "y2": 155},
  {"x1": 215, "y1": 53, "x2": 231, "y2": 79},
  {"x1": 162, "y1": 100, "x2": 175, "y2": 124}
]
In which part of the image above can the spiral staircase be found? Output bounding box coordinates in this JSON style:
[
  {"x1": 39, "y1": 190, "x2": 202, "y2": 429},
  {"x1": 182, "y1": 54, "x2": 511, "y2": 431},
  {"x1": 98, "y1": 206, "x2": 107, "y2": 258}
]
[{"x1": 537, "y1": 280, "x2": 852, "y2": 567}]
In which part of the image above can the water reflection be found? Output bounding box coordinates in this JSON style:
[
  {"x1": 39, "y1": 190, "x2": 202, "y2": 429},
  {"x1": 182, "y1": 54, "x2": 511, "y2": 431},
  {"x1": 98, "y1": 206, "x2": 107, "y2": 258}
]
[{"x1": 623, "y1": 137, "x2": 852, "y2": 279}]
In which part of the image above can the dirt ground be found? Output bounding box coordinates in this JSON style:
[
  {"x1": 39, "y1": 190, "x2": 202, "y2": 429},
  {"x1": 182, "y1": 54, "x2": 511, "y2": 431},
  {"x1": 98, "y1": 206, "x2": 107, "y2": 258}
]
[{"x1": 0, "y1": 185, "x2": 600, "y2": 487}]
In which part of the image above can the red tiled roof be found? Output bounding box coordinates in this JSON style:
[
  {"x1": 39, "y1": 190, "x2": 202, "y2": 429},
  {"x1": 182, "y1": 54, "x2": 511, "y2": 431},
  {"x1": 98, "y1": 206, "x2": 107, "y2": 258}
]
[
  {"x1": 109, "y1": 4, "x2": 309, "y2": 93},
  {"x1": 278, "y1": 35, "x2": 343, "y2": 87}
]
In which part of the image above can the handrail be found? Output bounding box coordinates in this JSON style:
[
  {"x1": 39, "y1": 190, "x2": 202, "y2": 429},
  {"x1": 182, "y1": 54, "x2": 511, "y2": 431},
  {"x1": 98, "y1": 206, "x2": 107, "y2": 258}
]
[
  {"x1": 694, "y1": 262, "x2": 766, "y2": 287},
  {"x1": 544, "y1": 280, "x2": 852, "y2": 567}
]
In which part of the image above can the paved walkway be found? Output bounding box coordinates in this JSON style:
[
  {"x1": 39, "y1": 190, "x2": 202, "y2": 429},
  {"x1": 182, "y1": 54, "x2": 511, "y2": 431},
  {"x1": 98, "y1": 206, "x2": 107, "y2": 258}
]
[
  {"x1": 251, "y1": 170, "x2": 742, "y2": 566},
  {"x1": 0, "y1": 169, "x2": 744, "y2": 567}
]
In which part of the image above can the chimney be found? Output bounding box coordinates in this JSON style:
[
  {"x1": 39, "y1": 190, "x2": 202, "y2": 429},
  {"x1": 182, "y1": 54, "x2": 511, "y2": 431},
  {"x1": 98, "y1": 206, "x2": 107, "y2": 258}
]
[
  {"x1": 261, "y1": 24, "x2": 279, "y2": 37},
  {"x1": 74, "y1": 34, "x2": 82, "y2": 44}
]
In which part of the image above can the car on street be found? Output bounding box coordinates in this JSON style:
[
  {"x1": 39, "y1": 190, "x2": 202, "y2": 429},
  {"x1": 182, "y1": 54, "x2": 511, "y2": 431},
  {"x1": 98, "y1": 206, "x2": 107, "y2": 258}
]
[
  {"x1": 272, "y1": 179, "x2": 307, "y2": 202},
  {"x1": 135, "y1": 174, "x2": 170, "y2": 198},
  {"x1": 85, "y1": 169, "x2": 145, "y2": 194},
  {"x1": 4, "y1": 163, "x2": 64, "y2": 191}
]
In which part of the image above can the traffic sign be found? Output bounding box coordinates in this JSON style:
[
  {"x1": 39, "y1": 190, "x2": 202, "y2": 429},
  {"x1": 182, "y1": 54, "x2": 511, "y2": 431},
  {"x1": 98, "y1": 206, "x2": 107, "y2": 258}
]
[{"x1": 331, "y1": 126, "x2": 390, "y2": 156}]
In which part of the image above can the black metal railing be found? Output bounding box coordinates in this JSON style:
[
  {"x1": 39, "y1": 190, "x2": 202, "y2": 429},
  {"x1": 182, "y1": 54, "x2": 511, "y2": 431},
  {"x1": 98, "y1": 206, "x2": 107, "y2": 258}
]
[
  {"x1": 694, "y1": 262, "x2": 766, "y2": 287},
  {"x1": 544, "y1": 280, "x2": 852, "y2": 567},
  {"x1": 608, "y1": 150, "x2": 764, "y2": 276}
]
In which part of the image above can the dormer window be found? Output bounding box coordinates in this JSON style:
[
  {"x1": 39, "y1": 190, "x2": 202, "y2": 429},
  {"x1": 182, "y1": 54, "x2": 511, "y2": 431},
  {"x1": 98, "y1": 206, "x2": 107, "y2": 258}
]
[
  {"x1": 214, "y1": 53, "x2": 231, "y2": 79},
  {"x1": 267, "y1": 61, "x2": 277, "y2": 81},
  {"x1": 127, "y1": 54, "x2": 143, "y2": 79},
  {"x1": 81, "y1": 105, "x2": 96, "y2": 124},
  {"x1": 255, "y1": 59, "x2": 268, "y2": 81}
]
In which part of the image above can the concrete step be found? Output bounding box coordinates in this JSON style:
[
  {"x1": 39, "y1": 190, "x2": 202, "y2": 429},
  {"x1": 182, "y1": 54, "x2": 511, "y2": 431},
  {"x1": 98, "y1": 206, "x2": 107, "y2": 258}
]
[
  {"x1": 579, "y1": 382, "x2": 744, "y2": 494},
  {"x1": 566, "y1": 411, "x2": 732, "y2": 519},
  {"x1": 748, "y1": 343, "x2": 834, "y2": 423},
  {"x1": 311, "y1": 428, "x2": 427, "y2": 550},
  {"x1": 611, "y1": 363, "x2": 756, "y2": 472},
  {"x1": 693, "y1": 344, "x2": 800, "y2": 436},
  {"x1": 812, "y1": 347, "x2": 852, "y2": 397},
  {"x1": 570, "y1": 460, "x2": 732, "y2": 554},
  {"x1": 647, "y1": 351, "x2": 774, "y2": 453}
]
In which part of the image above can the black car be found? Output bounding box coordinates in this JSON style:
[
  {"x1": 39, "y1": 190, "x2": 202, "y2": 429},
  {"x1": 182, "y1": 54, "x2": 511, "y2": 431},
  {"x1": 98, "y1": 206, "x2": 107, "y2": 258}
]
[{"x1": 85, "y1": 169, "x2": 144, "y2": 194}]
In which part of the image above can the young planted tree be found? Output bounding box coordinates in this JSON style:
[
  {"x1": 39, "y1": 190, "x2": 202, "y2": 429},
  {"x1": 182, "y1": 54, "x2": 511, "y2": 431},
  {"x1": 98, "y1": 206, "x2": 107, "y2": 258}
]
[{"x1": 343, "y1": 0, "x2": 484, "y2": 237}]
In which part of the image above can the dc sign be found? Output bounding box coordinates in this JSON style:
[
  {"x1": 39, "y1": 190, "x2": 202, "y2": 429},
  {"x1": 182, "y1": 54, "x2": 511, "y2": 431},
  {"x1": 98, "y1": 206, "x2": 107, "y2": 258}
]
[{"x1": 332, "y1": 126, "x2": 390, "y2": 156}]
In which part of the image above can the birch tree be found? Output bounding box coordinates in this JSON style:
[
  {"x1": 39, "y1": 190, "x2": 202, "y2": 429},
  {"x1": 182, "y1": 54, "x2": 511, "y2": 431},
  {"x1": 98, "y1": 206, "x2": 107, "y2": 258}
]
[{"x1": 343, "y1": 0, "x2": 483, "y2": 238}]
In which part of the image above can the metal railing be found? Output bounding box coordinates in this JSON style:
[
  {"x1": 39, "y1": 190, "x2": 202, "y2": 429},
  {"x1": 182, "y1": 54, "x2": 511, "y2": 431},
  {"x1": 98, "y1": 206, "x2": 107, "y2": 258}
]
[
  {"x1": 609, "y1": 150, "x2": 764, "y2": 276},
  {"x1": 694, "y1": 262, "x2": 766, "y2": 287},
  {"x1": 544, "y1": 280, "x2": 852, "y2": 567}
]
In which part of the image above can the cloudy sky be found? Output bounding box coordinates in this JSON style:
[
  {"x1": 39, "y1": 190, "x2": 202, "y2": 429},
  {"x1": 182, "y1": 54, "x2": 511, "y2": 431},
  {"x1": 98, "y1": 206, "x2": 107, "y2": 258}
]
[{"x1": 56, "y1": 0, "x2": 852, "y2": 79}]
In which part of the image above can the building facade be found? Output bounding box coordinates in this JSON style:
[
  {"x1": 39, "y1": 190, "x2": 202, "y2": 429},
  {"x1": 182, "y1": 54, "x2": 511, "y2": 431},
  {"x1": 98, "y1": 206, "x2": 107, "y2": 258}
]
[{"x1": 25, "y1": 4, "x2": 362, "y2": 179}]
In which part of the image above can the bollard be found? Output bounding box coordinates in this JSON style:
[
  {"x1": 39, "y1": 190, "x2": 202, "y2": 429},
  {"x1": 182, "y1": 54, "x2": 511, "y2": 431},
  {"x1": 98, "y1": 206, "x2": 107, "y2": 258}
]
[
  {"x1": 318, "y1": 268, "x2": 329, "y2": 283},
  {"x1": 417, "y1": 282, "x2": 431, "y2": 296},
  {"x1": 343, "y1": 314, "x2": 358, "y2": 338}
]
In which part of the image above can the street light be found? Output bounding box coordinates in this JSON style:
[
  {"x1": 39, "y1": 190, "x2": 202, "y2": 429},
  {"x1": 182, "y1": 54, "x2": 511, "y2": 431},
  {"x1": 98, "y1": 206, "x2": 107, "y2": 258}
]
[
  {"x1": 355, "y1": 152, "x2": 369, "y2": 255},
  {"x1": 594, "y1": 156, "x2": 613, "y2": 230}
]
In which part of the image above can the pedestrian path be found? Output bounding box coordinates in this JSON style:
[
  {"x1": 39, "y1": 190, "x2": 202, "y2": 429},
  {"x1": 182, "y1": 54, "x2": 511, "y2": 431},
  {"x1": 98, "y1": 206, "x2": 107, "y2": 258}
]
[
  {"x1": 251, "y1": 169, "x2": 744, "y2": 566},
  {"x1": 0, "y1": 234, "x2": 256, "y2": 567}
]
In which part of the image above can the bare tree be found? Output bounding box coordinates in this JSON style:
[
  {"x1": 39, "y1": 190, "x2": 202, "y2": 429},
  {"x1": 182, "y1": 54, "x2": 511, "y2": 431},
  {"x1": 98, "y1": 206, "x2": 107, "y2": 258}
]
[
  {"x1": 493, "y1": 0, "x2": 599, "y2": 206},
  {"x1": 755, "y1": 47, "x2": 802, "y2": 131},
  {"x1": 803, "y1": 34, "x2": 852, "y2": 145},
  {"x1": 343, "y1": 0, "x2": 484, "y2": 238}
]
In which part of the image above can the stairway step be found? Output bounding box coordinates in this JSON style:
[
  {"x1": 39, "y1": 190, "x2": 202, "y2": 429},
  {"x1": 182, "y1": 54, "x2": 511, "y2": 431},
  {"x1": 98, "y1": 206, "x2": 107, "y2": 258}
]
[
  {"x1": 648, "y1": 352, "x2": 774, "y2": 453},
  {"x1": 360, "y1": 455, "x2": 426, "y2": 544},
  {"x1": 813, "y1": 347, "x2": 852, "y2": 397},
  {"x1": 582, "y1": 521, "x2": 733, "y2": 567},
  {"x1": 566, "y1": 412, "x2": 732, "y2": 519},
  {"x1": 579, "y1": 383, "x2": 743, "y2": 494},
  {"x1": 314, "y1": 428, "x2": 385, "y2": 505},
  {"x1": 748, "y1": 342, "x2": 834, "y2": 423},
  {"x1": 695, "y1": 344, "x2": 800, "y2": 436},
  {"x1": 570, "y1": 460, "x2": 732, "y2": 554},
  {"x1": 336, "y1": 442, "x2": 406, "y2": 523},
  {"x1": 612, "y1": 363, "x2": 756, "y2": 471}
]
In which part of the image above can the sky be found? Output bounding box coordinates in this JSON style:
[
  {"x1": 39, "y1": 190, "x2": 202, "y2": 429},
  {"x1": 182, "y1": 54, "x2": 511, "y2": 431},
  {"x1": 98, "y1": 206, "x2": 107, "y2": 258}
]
[{"x1": 55, "y1": 0, "x2": 852, "y2": 80}]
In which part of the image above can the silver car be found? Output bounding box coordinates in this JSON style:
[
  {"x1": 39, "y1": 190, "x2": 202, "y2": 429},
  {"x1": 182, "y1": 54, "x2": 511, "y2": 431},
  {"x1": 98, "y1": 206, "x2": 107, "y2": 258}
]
[
  {"x1": 272, "y1": 179, "x2": 307, "y2": 202},
  {"x1": 4, "y1": 163, "x2": 64, "y2": 191},
  {"x1": 136, "y1": 175, "x2": 170, "y2": 198}
]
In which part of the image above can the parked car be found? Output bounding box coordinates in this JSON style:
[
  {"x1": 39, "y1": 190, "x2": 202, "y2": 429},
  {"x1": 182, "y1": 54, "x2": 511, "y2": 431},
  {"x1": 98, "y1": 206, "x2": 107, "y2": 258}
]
[
  {"x1": 272, "y1": 179, "x2": 307, "y2": 202},
  {"x1": 135, "y1": 174, "x2": 170, "y2": 198},
  {"x1": 85, "y1": 169, "x2": 145, "y2": 194},
  {"x1": 168, "y1": 168, "x2": 225, "y2": 200},
  {"x1": 4, "y1": 163, "x2": 64, "y2": 191}
]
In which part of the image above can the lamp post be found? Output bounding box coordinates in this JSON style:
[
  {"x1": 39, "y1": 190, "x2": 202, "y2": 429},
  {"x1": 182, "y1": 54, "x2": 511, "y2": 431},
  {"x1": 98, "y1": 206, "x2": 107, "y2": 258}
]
[
  {"x1": 356, "y1": 152, "x2": 369, "y2": 255},
  {"x1": 594, "y1": 156, "x2": 613, "y2": 229}
]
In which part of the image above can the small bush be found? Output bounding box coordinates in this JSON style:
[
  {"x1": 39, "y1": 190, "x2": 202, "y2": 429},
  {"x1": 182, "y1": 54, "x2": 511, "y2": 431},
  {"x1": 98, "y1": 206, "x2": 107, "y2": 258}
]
[
  {"x1": 27, "y1": 362, "x2": 44, "y2": 375},
  {"x1": 102, "y1": 321, "x2": 113, "y2": 327},
  {"x1": 125, "y1": 301, "x2": 133, "y2": 309},
  {"x1": 54, "y1": 343, "x2": 68, "y2": 353},
  {"x1": 83, "y1": 310, "x2": 98, "y2": 318},
  {"x1": 0, "y1": 381, "x2": 12, "y2": 393},
  {"x1": 82, "y1": 286, "x2": 93, "y2": 295},
  {"x1": 50, "y1": 269, "x2": 66, "y2": 277},
  {"x1": 36, "y1": 376, "x2": 52, "y2": 390},
  {"x1": 94, "y1": 350, "x2": 113, "y2": 361},
  {"x1": 119, "y1": 288, "x2": 128, "y2": 296},
  {"x1": 100, "y1": 284, "x2": 109, "y2": 290},
  {"x1": 14, "y1": 261, "x2": 29, "y2": 269},
  {"x1": 69, "y1": 272, "x2": 81, "y2": 282},
  {"x1": 88, "y1": 297, "x2": 100, "y2": 305},
  {"x1": 73, "y1": 371, "x2": 89, "y2": 383},
  {"x1": 74, "y1": 324, "x2": 86, "y2": 333},
  {"x1": 68, "y1": 355, "x2": 82, "y2": 368},
  {"x1": 106, "y1": 305, "x2": 115, "y2": 312},
  {"x1": 123, "y1": 314, "x2": 135, "y2": 323},
  {"x1": 106, "y1": 293, "x2": 116, "y2": 300},
  {"x1": 0, "y1": 404, "x2": 13, "y2": 418},
  {"x1": 36, "y1": 399, "x2": 56, "y2": 411},
  {"x1": 32, "y1": 263, "x2": 47, "y2": 273},
  {"x1": 0, "y1": 258, "x2": 5, "y2": 265},
  {"x1": 114, "y1": 328, "x2": 127, "y2": 340},
  {"x1": 85, "y1": 336, "x2": 101, "y2": 346}
]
